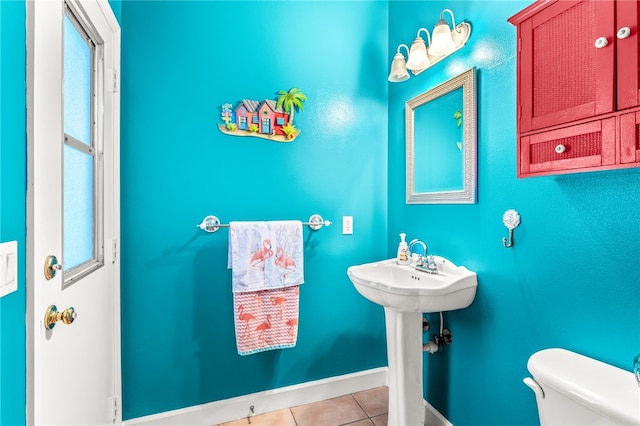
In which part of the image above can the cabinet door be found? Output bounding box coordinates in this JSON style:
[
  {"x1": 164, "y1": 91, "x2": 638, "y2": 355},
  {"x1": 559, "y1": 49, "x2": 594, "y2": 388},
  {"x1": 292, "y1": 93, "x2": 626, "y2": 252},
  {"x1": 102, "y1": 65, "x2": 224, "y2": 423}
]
[
  {"x1": 620, "y1": 111, "x2": 640, "y2": 164},
  {"x1": 616, "y1": 1, "x2": 640, "y2": 110},
  {"x1": 519, "y1": 118, "x2": 616, "y2": 177},
  {"x1": 519, "y1": 0, "x2": 615, "y2": 133}
]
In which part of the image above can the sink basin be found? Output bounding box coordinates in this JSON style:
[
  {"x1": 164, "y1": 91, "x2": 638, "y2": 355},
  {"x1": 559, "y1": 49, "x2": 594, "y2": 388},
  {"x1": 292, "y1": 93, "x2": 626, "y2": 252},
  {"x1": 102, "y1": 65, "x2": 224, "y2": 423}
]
[
  {"x1": 347, "y1": 256, "x2": 478, "y2": 425},
  {"x1": 347, "y1": 256, "x2": 477, "y2": 313}
]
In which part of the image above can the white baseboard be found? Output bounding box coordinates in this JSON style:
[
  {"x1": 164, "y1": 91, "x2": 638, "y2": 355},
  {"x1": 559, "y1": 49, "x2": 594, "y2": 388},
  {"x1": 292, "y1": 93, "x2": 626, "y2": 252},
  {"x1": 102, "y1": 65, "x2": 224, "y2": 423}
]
[
  {"x1": 125, "y1": 367, "x2": 388, "y2": 426},
  {"x1": 124, "y1": 367, "x2": 452, "y2": 426},
  {"x1": 424, "y1": 399, "x2": 454, "y2": 426}
]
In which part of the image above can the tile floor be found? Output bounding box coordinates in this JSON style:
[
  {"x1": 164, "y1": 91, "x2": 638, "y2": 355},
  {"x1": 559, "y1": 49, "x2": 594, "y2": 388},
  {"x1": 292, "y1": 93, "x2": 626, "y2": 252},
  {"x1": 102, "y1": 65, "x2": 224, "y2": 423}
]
[{"x1": 219, "y1": 386, "x2": 389, "y2": 426}]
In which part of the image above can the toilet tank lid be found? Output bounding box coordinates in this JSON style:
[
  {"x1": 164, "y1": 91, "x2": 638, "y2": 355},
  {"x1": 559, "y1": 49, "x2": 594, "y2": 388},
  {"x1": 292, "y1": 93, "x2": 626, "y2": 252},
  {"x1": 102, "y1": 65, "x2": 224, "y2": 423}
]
[{"x1": 528, "y1": 348, "x2": 640, "y2": 425}]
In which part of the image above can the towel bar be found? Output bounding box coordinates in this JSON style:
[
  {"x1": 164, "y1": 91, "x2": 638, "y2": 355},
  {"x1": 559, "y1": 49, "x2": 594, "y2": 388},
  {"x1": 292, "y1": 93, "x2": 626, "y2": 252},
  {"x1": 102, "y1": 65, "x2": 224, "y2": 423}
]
[{"x1": 196, "y1": 214, "x2": 332, "y2": 233}]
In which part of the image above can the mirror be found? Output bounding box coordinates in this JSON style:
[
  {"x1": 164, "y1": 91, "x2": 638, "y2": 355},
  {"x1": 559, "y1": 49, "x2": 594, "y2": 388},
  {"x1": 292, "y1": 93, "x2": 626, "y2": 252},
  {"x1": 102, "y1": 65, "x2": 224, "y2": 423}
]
[{"x1": 406, "y1": 67, "x2": 476, "y2": 204}]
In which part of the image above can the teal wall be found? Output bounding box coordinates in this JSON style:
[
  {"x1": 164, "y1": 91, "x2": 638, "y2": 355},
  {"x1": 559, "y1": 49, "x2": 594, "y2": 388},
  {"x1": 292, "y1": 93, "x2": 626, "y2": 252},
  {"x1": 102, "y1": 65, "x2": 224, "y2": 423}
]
[
  {"x1": 1, "y1": 1, "x2": 639, "y2": 425},
  {"x1": 119, "y1": 0, "x2": 389, "y2": 419},
  {"x1": 389, "y1": 2, "x2": 640, "y2": 425},
  {"x1": 0, "y1": 1, "x2": 27, "y2": 425}
]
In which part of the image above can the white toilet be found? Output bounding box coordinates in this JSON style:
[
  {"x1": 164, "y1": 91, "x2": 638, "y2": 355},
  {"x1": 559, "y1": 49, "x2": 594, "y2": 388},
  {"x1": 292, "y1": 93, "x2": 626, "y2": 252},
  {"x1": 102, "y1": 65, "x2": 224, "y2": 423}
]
[{"x1": 524, "y1": 348, "x2": 640, "y2": 425}]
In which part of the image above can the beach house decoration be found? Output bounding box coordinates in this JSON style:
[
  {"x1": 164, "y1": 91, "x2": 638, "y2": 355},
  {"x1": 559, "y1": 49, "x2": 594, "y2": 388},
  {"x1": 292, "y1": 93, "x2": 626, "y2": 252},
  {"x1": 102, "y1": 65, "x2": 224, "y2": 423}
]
[{"x1": 219, "y1": 88, "x2": 307, "y2": 142}]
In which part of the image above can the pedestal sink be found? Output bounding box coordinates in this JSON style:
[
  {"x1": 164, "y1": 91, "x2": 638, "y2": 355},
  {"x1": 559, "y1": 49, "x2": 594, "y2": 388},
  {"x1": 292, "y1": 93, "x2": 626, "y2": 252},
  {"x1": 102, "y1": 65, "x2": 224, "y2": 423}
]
[{"x1": 347, "y1": 257, "x2": 477, "y2": 426}]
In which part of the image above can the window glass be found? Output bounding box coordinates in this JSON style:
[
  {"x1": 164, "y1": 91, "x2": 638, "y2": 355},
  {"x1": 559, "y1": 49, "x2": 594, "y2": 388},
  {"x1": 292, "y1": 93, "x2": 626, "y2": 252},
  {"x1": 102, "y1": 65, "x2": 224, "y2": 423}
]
[
  {"x1": 63, "y1": 8, "x2": 97, "y2": 276},
  {"x1": 63, "y1": 143, "x2": 94, "y2": 268},
  {"x1": 63, "y1": 14, "x2": 91, "y2": 144}
]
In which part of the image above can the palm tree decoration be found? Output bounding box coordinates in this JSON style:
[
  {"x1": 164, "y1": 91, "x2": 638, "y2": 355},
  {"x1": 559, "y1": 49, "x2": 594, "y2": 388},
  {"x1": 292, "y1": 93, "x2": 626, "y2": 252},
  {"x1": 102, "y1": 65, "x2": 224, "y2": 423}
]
[{"x1": 276, "y1": 88, "x2": 307, "y2": 126}]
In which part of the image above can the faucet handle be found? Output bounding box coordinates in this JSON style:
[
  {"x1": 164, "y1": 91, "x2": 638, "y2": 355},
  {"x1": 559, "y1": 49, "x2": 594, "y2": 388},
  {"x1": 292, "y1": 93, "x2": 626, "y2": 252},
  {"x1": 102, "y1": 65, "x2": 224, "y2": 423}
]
[
  {"x1": 424, "y1": 255, "x2": 438, "y2": 274},
  {"x1": 411, "y1": 252, "x2": 424, "y2": 266}
]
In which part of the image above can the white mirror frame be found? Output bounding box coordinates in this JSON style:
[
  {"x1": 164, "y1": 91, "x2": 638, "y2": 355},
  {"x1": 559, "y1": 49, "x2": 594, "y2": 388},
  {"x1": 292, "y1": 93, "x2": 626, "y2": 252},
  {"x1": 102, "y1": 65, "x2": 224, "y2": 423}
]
[{"x1": 405, "y1": 67, "x2": 476, "y2": 204}]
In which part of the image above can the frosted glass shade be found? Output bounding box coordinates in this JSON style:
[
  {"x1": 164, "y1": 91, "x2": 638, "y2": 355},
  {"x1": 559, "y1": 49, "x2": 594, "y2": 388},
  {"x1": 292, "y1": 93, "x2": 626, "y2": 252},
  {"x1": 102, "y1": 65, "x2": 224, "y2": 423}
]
[
  {"x1": 388, "y1": 52, "x2": 410, "y2": 82},
  {"x1": 406, "y1": 36, "x2": 430, "y2": 71},
  {"x1": 429, "y1": 20, "x2": 456, "y2": 57}
]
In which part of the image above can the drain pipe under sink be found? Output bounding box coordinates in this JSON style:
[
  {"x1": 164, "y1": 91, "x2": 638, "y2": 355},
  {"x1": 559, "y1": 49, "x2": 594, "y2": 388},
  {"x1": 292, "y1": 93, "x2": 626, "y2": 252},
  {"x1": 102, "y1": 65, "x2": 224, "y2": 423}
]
[
  {"x1": 423, "y1": 340, "x2": 439, "y2": 354},
  {"x1": 423, "y1": 312, "x2": 451, "y2": 354}
]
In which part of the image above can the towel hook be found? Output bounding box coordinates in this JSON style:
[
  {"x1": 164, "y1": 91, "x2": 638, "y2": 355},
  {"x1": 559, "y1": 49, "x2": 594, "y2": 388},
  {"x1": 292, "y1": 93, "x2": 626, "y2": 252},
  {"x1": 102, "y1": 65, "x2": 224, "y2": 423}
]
[{"x1": 502, "y1": 209, "x2": 520, "y2": 248}]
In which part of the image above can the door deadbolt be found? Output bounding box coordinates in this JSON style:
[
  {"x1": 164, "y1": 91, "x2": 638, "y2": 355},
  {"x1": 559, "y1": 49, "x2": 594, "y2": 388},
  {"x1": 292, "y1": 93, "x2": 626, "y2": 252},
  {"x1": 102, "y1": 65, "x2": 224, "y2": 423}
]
[
  {"x1": 44, "y1": 305, "x2": 76, "y2": 330},
  {"x1": 44, "y1": 255, "x2": 62, "y2": 280}
]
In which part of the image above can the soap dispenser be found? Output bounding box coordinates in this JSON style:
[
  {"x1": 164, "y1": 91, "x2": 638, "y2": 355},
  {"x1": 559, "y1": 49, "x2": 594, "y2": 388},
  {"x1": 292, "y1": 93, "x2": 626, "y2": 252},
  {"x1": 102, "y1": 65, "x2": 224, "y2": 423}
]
[{"x1": 397, "y1": 233, "x2": 410, "y2": 265}]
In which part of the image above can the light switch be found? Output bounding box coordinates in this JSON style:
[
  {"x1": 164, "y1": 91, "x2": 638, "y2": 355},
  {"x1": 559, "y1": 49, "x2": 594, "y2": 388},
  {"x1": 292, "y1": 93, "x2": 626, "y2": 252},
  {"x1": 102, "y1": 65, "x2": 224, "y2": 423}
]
[
  {"x1": 6, "y1": 252, "x2": 16, "y2": 284},
  {"x1": 0, "y1": 254, "x2": 4, "y2": 293},
  {"x1": 0, "y1": 241, "x2": 18, "y2": 297},
  {"x1": 342, "y1": 216, "x2": 353, "y2": 235}
]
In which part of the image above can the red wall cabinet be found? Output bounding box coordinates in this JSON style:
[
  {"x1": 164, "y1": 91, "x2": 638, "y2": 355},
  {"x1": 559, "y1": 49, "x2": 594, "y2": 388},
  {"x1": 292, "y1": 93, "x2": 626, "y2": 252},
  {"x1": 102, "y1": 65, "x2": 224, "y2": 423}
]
[
  {"x1": 621, "y1": 111, "x2": 640, "y2": 164},
  {"x1": 519, "y1": 118, "x2": 616, "y2": 176},
  {"x1": 509, "y1": 0, "x2": 640, "y2": 178}
]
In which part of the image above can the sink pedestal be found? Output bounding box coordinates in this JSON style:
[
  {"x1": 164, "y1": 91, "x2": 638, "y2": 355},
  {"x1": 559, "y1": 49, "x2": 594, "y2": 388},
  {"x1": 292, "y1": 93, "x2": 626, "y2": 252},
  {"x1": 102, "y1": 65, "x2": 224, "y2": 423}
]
[
  {"x1": 347, "y1": 257, "x2": 478, "y2": 425},
  {"x1": 384, "y1": 307, "x2": 424, "y2": 426}
]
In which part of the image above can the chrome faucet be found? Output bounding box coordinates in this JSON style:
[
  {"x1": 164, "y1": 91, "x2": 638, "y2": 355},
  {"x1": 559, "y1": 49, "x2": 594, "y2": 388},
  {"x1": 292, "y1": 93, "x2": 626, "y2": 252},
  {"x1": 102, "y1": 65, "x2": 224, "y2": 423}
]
[
  {"x1": 409, "y1": 239, "x2": 438, "y2": 274},
  {"x1": 408, "y1": 239, "x2": 427, "y2": 266}
]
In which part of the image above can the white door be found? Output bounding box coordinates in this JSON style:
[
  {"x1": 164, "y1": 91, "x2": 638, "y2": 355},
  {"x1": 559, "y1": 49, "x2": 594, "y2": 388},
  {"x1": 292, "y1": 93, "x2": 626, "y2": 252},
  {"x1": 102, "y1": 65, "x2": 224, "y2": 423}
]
[{"x1": 27, "y1": 0, "x2": 121, "y2": 424}]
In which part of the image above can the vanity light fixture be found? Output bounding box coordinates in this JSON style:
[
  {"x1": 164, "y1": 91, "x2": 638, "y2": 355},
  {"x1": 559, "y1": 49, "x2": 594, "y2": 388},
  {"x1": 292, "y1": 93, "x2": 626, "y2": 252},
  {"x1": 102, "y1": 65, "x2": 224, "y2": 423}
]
[
  {"x1": 388, "y1": 44, "x2": 411, "y2": 82},
  {"x1": 406, "y1": 28, "x2": 432, "y2": 71},
  {"x1": 388, "y1": 8, "x2": 471, "y2": 83},
  {"x1": 429, "y1": 9, "x2": 460, "y2": 56}
]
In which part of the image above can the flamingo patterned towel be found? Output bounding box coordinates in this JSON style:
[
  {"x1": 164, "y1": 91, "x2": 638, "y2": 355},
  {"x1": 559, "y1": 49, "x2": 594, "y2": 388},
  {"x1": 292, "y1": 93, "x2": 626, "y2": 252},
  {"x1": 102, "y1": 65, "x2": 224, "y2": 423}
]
[
  {"x1": 233, "y1": 285, "x2": 299, "y2": 355},
  {"x1": 228, "y1": 221, "x2": 304, "y2": 292},
  {"x1": 228, "y1": 221, "x2": 303, "y2": 355}
]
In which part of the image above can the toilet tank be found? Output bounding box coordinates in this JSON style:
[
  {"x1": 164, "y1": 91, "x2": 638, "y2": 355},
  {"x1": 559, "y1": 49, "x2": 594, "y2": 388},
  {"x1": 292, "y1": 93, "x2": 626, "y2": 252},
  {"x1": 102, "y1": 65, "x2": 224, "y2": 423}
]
[{"x1": 524, "y1": 348, "x2": 640, "y2": 425}]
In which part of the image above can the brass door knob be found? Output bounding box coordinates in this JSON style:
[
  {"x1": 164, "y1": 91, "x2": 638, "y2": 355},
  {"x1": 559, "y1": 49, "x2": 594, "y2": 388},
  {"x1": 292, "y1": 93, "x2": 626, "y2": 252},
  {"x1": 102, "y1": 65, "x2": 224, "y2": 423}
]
[
  {"x1": 44, "y1": 305, "x2": 76, "y2": 330},
  {"x1": 44, "y1": 255, "x2": 62, "y2": 280}
]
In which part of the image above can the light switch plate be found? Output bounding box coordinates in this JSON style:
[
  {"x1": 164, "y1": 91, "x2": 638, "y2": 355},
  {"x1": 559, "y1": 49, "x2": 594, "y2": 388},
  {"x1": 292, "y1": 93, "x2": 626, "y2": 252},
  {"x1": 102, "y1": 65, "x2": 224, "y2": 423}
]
[
  {"x1": 342, "y1": 216, "x2": 353, "y2": 235},
  {"x1": 0, "y1": 241, "x2": 18, "y2": 297}
]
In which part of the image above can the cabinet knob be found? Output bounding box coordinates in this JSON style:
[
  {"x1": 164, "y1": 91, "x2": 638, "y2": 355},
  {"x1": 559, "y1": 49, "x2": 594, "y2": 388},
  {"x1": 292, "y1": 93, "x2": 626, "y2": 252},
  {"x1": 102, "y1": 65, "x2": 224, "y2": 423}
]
[
  {"x1": 617, "y1": 27, "x2": 631, "y2": 39},
  {"x1": 594, "y1": 37, "x2": 609, "y2": 48},
  {"x1": 555, "y1": 144, "x2": 566, "y2": 154}
]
